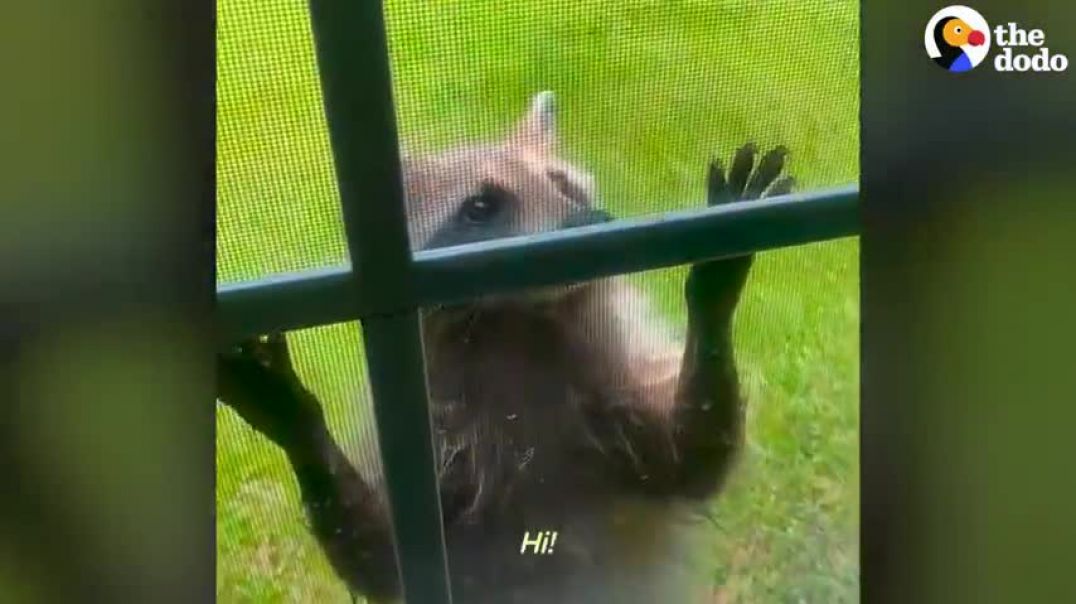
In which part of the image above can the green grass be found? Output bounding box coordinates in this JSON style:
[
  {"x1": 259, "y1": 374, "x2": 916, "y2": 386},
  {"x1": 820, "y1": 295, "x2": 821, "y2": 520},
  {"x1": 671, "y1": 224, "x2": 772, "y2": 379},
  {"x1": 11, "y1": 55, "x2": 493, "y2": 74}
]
[{"x1": 217, "y1": 0, "x2": 859, "y2": 601}]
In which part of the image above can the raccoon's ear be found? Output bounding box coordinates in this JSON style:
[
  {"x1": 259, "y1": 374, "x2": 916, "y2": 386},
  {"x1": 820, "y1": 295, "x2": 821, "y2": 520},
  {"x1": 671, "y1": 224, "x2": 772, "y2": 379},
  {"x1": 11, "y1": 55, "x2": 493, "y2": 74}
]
[{"x1": 511, "y1": 91, "x2": 557, "y2": 152}]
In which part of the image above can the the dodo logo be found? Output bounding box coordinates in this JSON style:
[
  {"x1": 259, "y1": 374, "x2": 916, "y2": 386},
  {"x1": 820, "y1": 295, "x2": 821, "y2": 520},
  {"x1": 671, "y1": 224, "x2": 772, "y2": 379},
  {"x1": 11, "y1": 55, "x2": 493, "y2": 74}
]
[
  {"x1": 925, "y1": 6, "x2": 1069, "y2": 74},
  {"x1": 925, "y1": 6, "x2": 990, "y2": 72}
]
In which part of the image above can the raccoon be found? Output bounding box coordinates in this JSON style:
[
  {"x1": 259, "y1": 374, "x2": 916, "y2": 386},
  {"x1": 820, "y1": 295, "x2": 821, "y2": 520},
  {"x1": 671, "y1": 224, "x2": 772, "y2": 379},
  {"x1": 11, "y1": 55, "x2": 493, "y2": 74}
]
[{"x1": 217, "y1": 92, "x2": 794, "y2": 603}]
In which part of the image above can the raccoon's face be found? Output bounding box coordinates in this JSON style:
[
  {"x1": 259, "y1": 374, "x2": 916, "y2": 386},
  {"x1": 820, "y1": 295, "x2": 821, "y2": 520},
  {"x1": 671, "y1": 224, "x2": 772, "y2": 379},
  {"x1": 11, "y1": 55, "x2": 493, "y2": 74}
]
[{"x1": 402, "y1": 92, "x2": 613, "y2": 253}]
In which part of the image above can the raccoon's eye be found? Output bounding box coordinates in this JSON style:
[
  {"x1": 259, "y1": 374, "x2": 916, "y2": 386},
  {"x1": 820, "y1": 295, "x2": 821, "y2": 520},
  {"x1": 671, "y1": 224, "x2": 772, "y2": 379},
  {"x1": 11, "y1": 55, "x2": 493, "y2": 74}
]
[{"x1": 460, "y1": 189, "x2": 505, "y2": 224}]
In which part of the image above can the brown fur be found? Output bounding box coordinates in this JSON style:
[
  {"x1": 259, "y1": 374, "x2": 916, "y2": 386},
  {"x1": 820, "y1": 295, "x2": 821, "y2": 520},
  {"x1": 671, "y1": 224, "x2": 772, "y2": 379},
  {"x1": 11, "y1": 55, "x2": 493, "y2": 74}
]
[{"x1": 218, "y1": 92, "x2": 793, "y2": 603}]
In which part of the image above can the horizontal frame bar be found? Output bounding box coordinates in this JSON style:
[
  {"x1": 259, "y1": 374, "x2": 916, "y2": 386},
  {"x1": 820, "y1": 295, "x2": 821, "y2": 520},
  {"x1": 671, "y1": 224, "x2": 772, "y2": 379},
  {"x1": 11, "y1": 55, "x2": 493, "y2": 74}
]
[
  {"x1": 413, "y1": 184, "x2": 858, "y2": 306},
  {"x1": 218, "y1": 184, "x2": 859, "y2": 343},
  {"x1": 217, "y1": 265, "x2": 361, "y2": 345}
]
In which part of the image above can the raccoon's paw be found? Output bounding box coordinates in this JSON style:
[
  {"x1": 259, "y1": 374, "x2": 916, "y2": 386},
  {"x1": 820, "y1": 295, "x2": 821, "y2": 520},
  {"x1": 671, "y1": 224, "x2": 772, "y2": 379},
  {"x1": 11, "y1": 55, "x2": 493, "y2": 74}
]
[
  {"x1": 686, "y1": 144, "x2": 795, "y2": 315},
  {"x1": 706, "y1": 143, "x2": 794, "y2": 206},
  {"x1": 226, "y1": 333, "x2": 295, "y2": 375},
  {"x1": 217, "y1": 333, "x2": 322, "y2": 446}
]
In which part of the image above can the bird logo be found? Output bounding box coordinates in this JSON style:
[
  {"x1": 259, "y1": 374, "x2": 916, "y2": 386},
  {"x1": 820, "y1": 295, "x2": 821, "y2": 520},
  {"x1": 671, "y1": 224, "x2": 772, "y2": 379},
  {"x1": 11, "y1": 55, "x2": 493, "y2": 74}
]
[{"x1": 925, "y1": 6, "x2": 991, "y2": 72}]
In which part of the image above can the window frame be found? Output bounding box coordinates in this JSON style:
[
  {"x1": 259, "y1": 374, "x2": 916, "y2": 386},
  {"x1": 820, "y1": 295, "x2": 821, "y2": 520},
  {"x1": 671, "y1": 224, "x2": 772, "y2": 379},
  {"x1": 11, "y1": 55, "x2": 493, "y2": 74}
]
[{"x1": 216, "y1": 1, "x2": 860, "y2": 601}]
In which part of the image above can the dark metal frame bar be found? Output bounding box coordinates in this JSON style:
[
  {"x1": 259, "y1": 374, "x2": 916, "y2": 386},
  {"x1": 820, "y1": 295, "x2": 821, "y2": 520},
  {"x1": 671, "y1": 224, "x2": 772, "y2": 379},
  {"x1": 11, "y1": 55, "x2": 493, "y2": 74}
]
[
  {"x1": 218, "y1": 185, "x2": 859, "y2": 344},
  {"x1": 217, "y1": 0, "x2": 862, "y2": 602},
  {"x1": 308, "y1": 0, "x2": 451, "y2": 600}
]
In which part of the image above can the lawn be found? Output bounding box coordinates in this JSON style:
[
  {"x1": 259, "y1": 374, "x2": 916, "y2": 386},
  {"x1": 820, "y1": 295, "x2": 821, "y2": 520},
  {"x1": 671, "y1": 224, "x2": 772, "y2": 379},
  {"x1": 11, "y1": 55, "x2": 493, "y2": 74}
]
[{"x1": 216, "y1": 0, "x2": 859, "y2": 602}]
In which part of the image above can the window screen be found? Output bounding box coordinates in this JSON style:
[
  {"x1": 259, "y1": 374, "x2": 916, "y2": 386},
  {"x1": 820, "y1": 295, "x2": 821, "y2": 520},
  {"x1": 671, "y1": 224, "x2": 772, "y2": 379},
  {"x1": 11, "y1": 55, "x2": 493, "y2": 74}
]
[{"x1": 216, "y1": 0, "x2": 859, "y2": 601}]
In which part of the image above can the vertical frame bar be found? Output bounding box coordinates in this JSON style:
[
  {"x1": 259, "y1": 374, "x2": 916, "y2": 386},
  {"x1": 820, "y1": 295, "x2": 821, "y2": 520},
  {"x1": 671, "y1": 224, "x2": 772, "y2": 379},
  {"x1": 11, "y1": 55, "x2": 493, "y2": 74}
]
[
  {"x1": 307, "y1": 0, "x2": 452, "y2": 602},
  {"x1": 361, "y1": 313, "x2": 453, "y2": 603}
]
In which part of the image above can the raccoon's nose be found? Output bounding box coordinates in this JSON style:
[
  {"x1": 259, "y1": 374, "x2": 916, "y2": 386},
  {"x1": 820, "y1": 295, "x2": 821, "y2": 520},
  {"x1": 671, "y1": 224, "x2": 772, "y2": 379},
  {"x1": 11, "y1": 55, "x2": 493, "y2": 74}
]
[{"x1": 560, "y1": 208, "x2": 614, "y2": 230}]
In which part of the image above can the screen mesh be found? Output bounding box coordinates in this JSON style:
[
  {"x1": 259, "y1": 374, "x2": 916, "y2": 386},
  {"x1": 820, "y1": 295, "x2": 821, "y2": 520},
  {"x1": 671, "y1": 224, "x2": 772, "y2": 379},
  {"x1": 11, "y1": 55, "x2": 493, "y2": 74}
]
[
  {"x1": 216, "y1": 0, "x2": 857, "y2": 283},
  {"x1": 387, "y1": 1, "x2": 858, "y2": 220},
  {"x1": 217, "y1": 0, "x2": 858, "y2": 601},
  {"x1": 216, "y1": 0, "x2": 346, "y2": 284}
]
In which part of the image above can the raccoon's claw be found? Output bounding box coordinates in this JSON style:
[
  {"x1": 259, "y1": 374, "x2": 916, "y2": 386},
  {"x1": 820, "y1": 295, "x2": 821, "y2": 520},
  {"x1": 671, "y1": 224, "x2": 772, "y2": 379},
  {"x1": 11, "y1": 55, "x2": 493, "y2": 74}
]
[
  {"x1": 727, "y1": 143, "x2": 757, "y2": 199},
  {"x1": 744, "y1": 146, "x2": 789, "y2": 200},
  {"x1": 766, "y1": 176, "x2": 795, "y2": 197},
  {"x1": 706, "y1": 159, "x2": 733, "y2": 207},
  {"x1": 706, "y1": 143, "x2": 795, "y2": 206}
]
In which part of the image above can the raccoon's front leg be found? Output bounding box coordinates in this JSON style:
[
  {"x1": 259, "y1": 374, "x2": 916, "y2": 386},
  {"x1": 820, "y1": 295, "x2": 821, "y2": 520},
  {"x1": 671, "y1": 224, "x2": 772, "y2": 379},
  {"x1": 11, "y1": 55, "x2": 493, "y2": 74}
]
[
  {"x1": 596, "y1": 144, "x2": 794, "y2": 499},
  {"x1": 670, "y1": 144, "x2": 794, "y2": 498},
  {"x1": 218, "y1": 335, "x2": 400, "y2": 602}
]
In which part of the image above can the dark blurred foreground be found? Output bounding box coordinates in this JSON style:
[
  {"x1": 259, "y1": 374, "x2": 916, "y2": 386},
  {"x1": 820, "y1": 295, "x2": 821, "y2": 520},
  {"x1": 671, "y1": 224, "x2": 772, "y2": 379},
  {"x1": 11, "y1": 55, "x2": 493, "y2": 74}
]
[
  {"x1": 0, "y1": 3, "x2": 215, "y2": 602},
  {"x1": 862, "y1": 1, "x2": 1076, "y2": 601}
]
